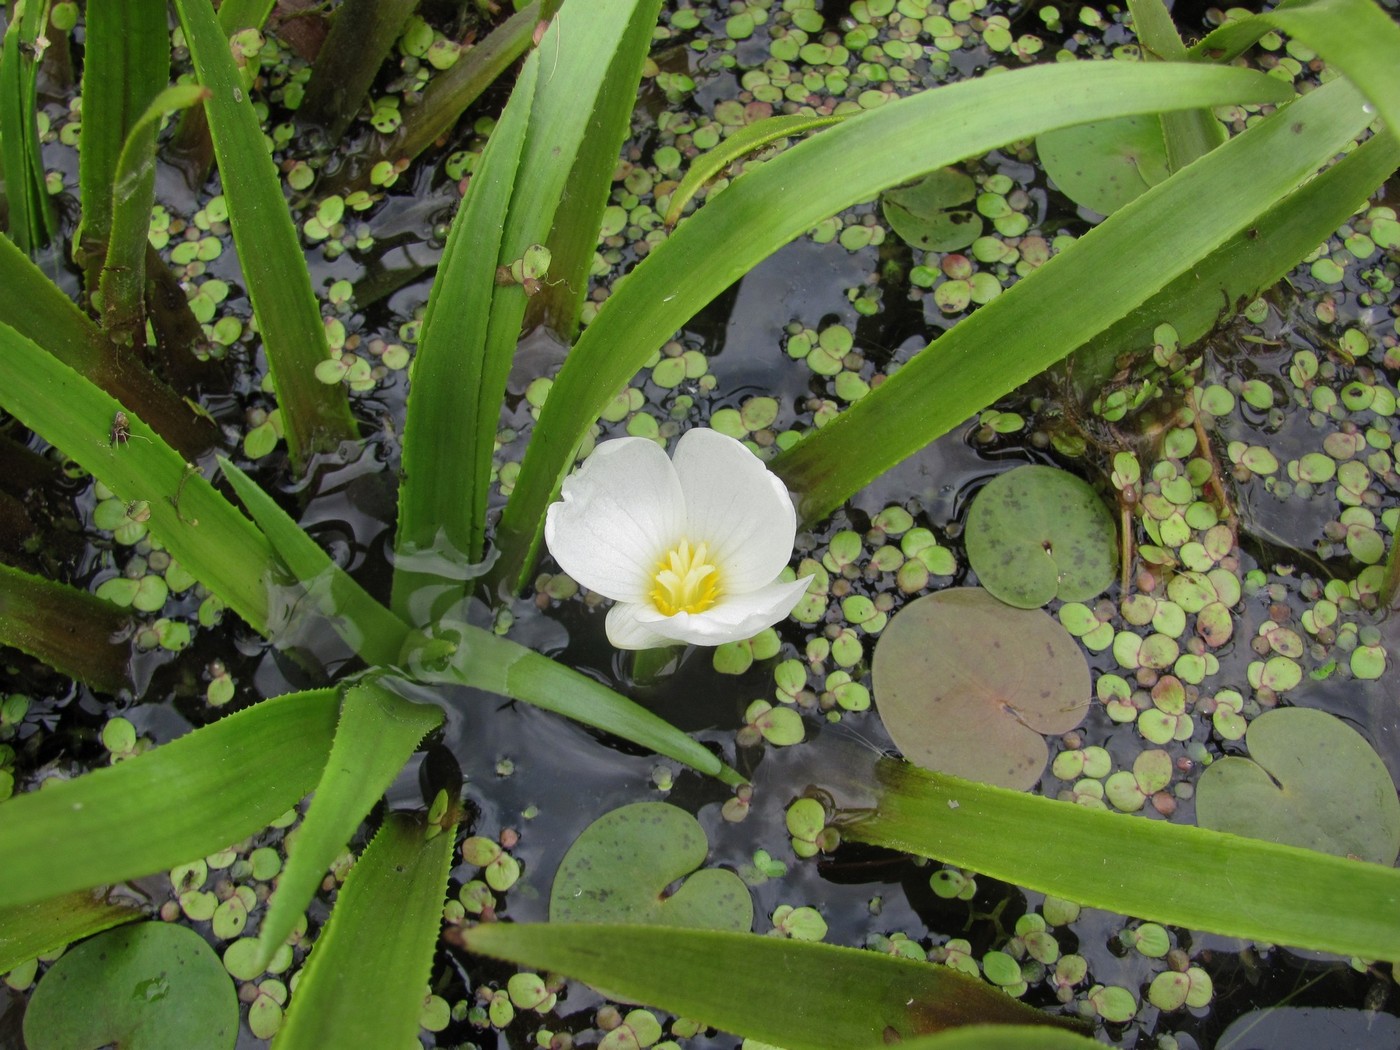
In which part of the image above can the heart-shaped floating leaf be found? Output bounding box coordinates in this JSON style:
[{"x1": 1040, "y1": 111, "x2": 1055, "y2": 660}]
[
  {"x1": 23, "y1": 922, "x2": 237, "y2": 1050},
  {"x1": 550, "y1": 802, "x2": 753, "y2": 931},
  {"x1": 880, "y1": 168, "x2": 983, "y2": 252},
  {"x1": 1195, "y1": 707, "x2": 1400, "y2": 864},
  {"x1": 872, "y1": 588, "x2": 1089, "y2": 790},
  {"x1": 1035, "y1": 114, "x2": 1171, "y2": 216},
  {"x1": 964, "y1": 464, "x2": 1116, "y2": 609}
]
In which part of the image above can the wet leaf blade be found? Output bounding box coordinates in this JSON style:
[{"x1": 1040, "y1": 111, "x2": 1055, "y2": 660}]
[
  {"x1": 0, "y1": 690, "x2": 338, "y2": 907},
  {"x1": 172, "y1": 0, "x2": 358, "y2": 470},
  {"x1": 443, "y1": 626, "x2": 745, "y2": 786},
  {"x1": 275, "y1": 812, "x2": 456, "y2": 1050},
  {"x1": 528, "y1": 0, "x2": 664, "y2": 338},
  {"x1": 336, "y1": 2, "x2": 538, "y2": 196},
  {"x1": 847, "y1": 758, "x2": 1400, "y2": 963},
  {"x1": 1190, "y1": 0, "x2": 1400, "y2": 138},
  {"x1": 0, "y1": 891, "x2": 145, "y2": 974},
  {"x1": 1074, "y1": 129, "x2": 1400, "y2": 385},
  {"x1": 1126, "y1": 0, "x2": 1225, "y2": 168},
  {"x1": 663, "y1": 112, "x2": 849, "y2": 227},
  {"x1": 464, "y1": 923, "x2": 1085, "y2": 1048},
  {"x1": 297, "y1": 0, "x2": 418, "y2": 140},
  {"x1": 391, "y1": 54, "x2": 535, "y2": 618},
  {"x1": 0, "y1": 2, "x2": 55, "y2": 254},
  {"x1": 0, "y1": 321, "x2": 277, "y2": 632},
  {"x1": 255, "y1": 682, "x2": 439, "y2": 966},
  {"x1": 100, "y1": 84, "x2": 210, "y2": 339},
  {"x1": 494, "y1": 61, "x2": 1292, "y2": 591},
  {"x1": 220, "y1": 457, "x2": 410, "y2": 667},
  {"x1": 395, "y1": 0, "x2": 658, "y2": 614},
  {"x1": 773, "y1": 78, "x2": 1374, "y2": 524},
  {"x1": 0, "y1": 231, "x2": 214, "y2": 457},
  {"x1": 77, "y1": 0, "x2": 169, "y2": 282},
  {"x1": 0, "y1": 561, "x2": 133, "y2": 695}
]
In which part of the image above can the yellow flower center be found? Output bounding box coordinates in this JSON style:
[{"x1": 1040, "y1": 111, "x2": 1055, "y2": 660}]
[{"x1": 650, "y1": 539, "x2": 720, "y2": 616}]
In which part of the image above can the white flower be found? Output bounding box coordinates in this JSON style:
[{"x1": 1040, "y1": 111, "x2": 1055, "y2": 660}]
[{"x1": 544, "y1": 428, "x2": 814, "y2": 650}]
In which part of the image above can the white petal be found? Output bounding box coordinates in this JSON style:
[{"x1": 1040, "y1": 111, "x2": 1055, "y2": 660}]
[
  {"x1": 544, "y1": 438, "x2": 684, "y2": 602},
  {"x1": 671, "y1": 429, "x2": 798, "y2": 594},
  {"x1": 605, "y1": 602, "x2": 684, "y2": 650},
  {"x1": 629, "y1": 575, "x2": 814, "y2": 647}
]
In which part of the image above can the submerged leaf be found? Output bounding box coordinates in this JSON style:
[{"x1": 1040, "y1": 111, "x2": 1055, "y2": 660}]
[
  {"x1": 550, "y1": 802, "x2": 753, "y2": 930},
  {"x1": 964, "y1": 465, "x2": 1117, "y2": 608},
  {"x1": 872, "y1": 588, "x2": 1089, "y2": 790},
  {"x1": 881, "y1": 168, "x2": 983, "y2": 251},
  {"x1": 1036, "y1": 115, "x2": 1171, "y2": 216},
  {"x1": 1195, "y1": 707, "x2": 1400, "y2": 864}
]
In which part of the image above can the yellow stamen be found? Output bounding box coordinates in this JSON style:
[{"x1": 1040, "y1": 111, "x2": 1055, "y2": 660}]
[{"x1": 651, "y1": 539, "x2": 720, "y2": 616}]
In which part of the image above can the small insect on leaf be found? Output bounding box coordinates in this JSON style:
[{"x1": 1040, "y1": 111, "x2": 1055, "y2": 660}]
[{"x1": 110, "y1": 411, "x2": 130, "y2": 447}]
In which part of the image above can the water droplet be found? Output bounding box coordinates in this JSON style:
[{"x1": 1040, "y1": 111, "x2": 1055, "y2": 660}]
[
  {"x1": 1363, "y1": 103, "x2": 1376, "y2": 115},
  {"x1": 233, "y1": 87, "x2": 243, "y2": 103}
]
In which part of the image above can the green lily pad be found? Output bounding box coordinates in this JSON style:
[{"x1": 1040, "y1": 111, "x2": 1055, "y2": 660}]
[
  {"x1": 965, "y1": 465, "x2": 1117, "y2": 608},
  {"x1": 1196, "y1": 708, "x2": 1400, "y2": 864},
  {"x1": 24, "y1": 922, "x2": 237, "y2": 1050},
  {"x1": 550, "y1": 802, "x2": 753, "y2": 931},
  {"x1": 872, "y1": 588, "x2": 1090, "y2": 790},
  {"x1": 1036, "y1": 114, "x2": 1171, "y2": 215},
  {"x1": 880, "y1": 167, "x2": 984, "y2": 251}
]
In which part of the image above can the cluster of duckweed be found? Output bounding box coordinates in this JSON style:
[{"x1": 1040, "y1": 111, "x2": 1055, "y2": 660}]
[{"x1": 87, "y1": 480, "x2": 229, "y2": 665}]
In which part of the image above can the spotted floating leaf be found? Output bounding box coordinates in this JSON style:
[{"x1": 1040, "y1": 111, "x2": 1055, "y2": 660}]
[{"x1": 964, "y1": 464, "x2": 1116, "y2": 609}]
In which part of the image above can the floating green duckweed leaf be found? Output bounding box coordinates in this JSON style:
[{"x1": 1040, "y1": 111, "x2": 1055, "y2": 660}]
[
  {"x1": 1035, "y1": 115, "x2": 1170, "y2": 216},
  {"x1": 24, "y1": 922, "x2": 236, "y2": 1050},
  {"x1": 872, "y1": 588, "x2": 1089, "y2": 790},
  {"x1": 550, "y1": 802, "x2": 753, "y2": 931},
  {"x1": 1196, "y1": 708, "x2": 1400, "y2": 864},
  {"x1": 965, "y1": 465, "x2": 1116, "y2": 608}
]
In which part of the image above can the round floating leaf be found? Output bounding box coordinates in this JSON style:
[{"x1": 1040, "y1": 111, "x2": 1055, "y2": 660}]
[
  {"x1": 1036, "y1": 114, "x2": 1171, "y2": 215},
  {"x1": 872, "y1": 588, "x2": 1090, "y2": 790},
  {"x1": 1196, "y1": 708, "x2": 1400, "y2": 864},
  {"x1": 550, "y1": 802, "x2": 753, "y2": 931},
  {"x1": 965, "y1": 465, "x2": 1117, "y2": 608},
  {"x1": 880, "y1": 168, "x2": 984, "y2": 251},
  {"x1": 24, "y1": 922, "x2": 237, "y2": 1050}
]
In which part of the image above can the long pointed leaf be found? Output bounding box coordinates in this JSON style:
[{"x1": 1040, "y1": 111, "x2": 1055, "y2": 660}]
[
  {"x1": 220, "y1": 457, "x2": 410, "y2": 668},
  {"x1": 422, "y1": 624, "x2": 745, "y2": 786},
  {"x1": 0, "y1": 891, "x2": 144, "y2": 974},
  {"x1": 100, "y1": 84, "x2": 211, "y2": 341},
  {"x1": 77, "y1": 0, "x2": 168, "y2": 294},
  {"x1": 526, "y1": 0, "x2": 665, "y2": 338},
  {"x1": 491, "y1": 60, "x2": 1293, "y2": 592},
  {"x1": 0, "y1": 0, "x2": 56, "y2": 254},
  {"x1": 0, "y1": 561, "x2": 132, "y2": 695},
  {"x1": 1074, "y1": 125, "x2": 1400, "y2": 386},
  {"x1": 772, "y1": 77, "x2": 1376, "y2": 523},
  {"x1": 255, "y1": 681, "x2": 440, "y2": 966},
  {"x1": 322, "y1": 3, "x2": 539, "y2": 197},
  {"x1": 843, "y1": 759, "x2": 1400, "y2": 964},
  {"x1": 275, "y1": 811, "x2": 456, "y2": 1049},
  {"x1": 0, "y1": 322, "x2": 277, "y2": 633},
  {"x1": 0, "y1": 232, "x2": 215, "y2": 457},
  {"x1": 297, "y1": 0, "x2": 417, "y2": 141},
  {"x1": 172, "y1": 0, "x2": 357, "y2": 471},
  {"x1": 1190, "y1": 0, "x2": 1400, "y2": 141},
  {"x1": 395, "y1": 0, "x2": 658, "y2": 612},
  {"x1": 0, "y1": 690, "x2": 338, "y2": 907},
  {"x1": 464, "y1": 923, "x2": 1086, "y2": 1049}
]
